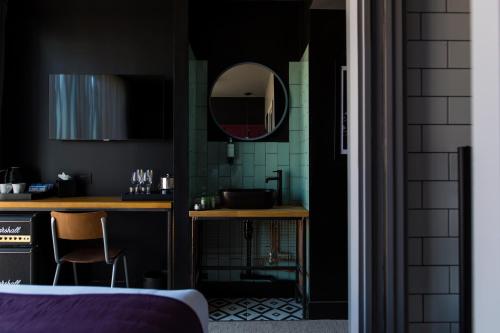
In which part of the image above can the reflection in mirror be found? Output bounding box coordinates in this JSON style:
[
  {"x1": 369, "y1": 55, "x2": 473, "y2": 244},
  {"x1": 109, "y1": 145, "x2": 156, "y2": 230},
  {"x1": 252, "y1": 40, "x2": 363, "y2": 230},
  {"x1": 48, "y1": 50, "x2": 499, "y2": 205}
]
[{"x1": 210, "y1": 63, "x2": 288, "y2": 140}]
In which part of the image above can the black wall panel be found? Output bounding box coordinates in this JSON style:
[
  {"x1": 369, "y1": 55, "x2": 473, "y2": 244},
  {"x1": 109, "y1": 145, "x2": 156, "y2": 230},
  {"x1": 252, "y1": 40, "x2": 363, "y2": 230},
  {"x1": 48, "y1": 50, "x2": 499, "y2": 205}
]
[
  {"x1": 309, "y1": 10, "x2": 347, "y2": 319},
  {"x1": 1, "y1": 0, "x2": 174, "y2": 195},
  {"x1": 0, "y1": 0, "x2": 182, "y2": 288}
]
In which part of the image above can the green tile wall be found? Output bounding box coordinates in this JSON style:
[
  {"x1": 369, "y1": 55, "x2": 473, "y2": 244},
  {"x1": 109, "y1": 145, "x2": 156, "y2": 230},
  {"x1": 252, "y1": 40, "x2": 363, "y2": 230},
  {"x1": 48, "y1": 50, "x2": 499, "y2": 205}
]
[{"x1": 189, "y1": 57, "x2": 309, "y2": 207}]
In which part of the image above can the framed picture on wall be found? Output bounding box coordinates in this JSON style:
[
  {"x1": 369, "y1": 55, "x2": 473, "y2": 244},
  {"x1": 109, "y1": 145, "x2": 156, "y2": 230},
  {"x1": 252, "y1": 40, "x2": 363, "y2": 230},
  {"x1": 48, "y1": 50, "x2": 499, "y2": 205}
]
[{"x1": 340, "y1": 66, "x2": 348, "y2": 155}]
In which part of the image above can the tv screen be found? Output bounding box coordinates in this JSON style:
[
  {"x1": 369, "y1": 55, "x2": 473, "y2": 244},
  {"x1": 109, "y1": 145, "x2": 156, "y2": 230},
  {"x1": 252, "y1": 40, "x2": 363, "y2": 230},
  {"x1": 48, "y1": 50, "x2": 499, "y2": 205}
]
[{"x1": 49, "y1": 74, "x2": 168, "y2": 141}]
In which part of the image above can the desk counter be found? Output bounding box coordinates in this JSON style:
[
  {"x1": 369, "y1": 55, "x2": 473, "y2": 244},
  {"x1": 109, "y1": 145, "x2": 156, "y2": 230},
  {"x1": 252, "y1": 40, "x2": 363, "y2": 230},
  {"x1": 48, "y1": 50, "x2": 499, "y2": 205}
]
[{"x1": 0, "y1": 197, "x2": 172, "y2": 211}]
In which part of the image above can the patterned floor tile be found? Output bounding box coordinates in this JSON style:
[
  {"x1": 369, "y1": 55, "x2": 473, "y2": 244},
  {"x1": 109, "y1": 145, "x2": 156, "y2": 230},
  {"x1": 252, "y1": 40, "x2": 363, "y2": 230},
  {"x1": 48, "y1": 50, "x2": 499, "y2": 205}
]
[
  {"x1": 235, "y1": 309, "x2": 262, "y2": 321},
  {"x1": 262, "y1": 309, "x2": 290, "y2": 320},
  {"x1": 219, "y1": 314, "x2": 247, "y2": 321},
  {"x1": 286, "y1": 316, "x2": 301, "y2": 320},
  {"x1": 208, "y1": 297, "x2": 304, "y2": 321},
  {"x1": 222, "y1": 303, "x2": 246, "y2": 315},
  {"x1": 210, "y1": 310, "x2": 229, "y2": 321},
  {"x1": 253, "y1": 316, "x2": 270, "y2": 321},
  {"x1": 262, "y1": 298, "x2": 286, "y2": 309},
  {"x1": 279, "y1": 303, "x2": 301, "y2": 314},
  {"x1": 236, "y1": 298, "x2": 259, "y2": 308},
  {"x1": 210, "y1": 298, "x2": 231, "y2": 308}
]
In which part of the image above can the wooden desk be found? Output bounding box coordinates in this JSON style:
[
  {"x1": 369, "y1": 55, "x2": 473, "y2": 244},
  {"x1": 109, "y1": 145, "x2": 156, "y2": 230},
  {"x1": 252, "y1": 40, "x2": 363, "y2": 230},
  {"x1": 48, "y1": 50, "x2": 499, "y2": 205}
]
[
  {"x1": 0, "y1": 196, "x2": 173, "y2": 288},
  {"x1": 0, "y1": 196, "x2": 172, "y2": 211}
]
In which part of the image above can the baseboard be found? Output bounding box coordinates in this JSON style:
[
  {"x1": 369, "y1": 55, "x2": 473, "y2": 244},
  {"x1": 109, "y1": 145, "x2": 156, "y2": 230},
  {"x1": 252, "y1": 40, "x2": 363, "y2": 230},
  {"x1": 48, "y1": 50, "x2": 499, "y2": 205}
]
[
  {"x1": 198, "y1": 280, "x2": 296, "y2": 298},
  {"x1": 307, "y1": 300, "x2": 348, "y2": 319}
]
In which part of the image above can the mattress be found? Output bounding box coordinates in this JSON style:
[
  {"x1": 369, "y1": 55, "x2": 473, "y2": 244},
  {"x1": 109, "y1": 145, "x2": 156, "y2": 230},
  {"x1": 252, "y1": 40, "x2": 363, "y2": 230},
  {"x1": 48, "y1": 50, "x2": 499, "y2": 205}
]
[{"x1": 0, "y1": 285, "x2": 209, "y2": 333}]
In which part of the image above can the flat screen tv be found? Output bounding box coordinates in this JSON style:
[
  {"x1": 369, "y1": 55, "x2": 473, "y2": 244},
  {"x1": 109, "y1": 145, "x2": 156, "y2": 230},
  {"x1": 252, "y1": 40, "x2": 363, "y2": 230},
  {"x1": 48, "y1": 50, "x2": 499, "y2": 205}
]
[{"x1": 49, "y1": 74, "x2": 168, "y2": 141}]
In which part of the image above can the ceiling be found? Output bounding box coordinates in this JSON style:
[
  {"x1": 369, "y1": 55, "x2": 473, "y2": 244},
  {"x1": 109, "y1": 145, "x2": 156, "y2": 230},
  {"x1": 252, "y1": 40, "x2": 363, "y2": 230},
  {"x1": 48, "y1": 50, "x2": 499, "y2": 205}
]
[
  {"x1": 211, "y1": 64, "x2": 274, "y2": 97},
  {"x1": 310, "y1": 0, "x2": 345, "y2": 9}
]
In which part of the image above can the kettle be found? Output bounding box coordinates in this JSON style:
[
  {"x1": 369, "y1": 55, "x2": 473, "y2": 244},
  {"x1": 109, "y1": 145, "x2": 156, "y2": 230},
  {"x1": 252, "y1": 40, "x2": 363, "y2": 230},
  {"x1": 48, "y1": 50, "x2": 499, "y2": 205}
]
[{"x1": 160, "y1": 174, "x2": 174, "y2": 193}]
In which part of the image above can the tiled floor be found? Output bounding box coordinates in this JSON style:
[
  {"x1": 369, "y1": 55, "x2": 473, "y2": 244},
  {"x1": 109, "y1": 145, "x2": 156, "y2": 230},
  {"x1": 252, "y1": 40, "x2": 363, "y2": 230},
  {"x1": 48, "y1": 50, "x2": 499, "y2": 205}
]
[{"x1": 208, "y1": 298, "x2": 303, "y2": 321}]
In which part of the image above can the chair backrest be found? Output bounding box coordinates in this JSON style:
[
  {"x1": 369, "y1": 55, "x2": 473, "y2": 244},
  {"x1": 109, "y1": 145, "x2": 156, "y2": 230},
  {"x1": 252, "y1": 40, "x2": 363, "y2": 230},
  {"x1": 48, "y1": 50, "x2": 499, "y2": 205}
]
[{"x1": 51, "y1": 211, "x2": 107, "y2": 240}]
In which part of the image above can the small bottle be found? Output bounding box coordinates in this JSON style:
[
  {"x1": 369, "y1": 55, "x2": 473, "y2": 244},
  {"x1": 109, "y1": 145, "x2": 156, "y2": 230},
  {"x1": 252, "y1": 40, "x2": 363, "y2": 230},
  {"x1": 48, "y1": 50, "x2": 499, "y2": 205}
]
[
  {"x1": 227, "y1": 138, "x2": 235, "y2": 164},
  {"x1": 200, "y1": 196, "x2": 207, "y2": 210}
]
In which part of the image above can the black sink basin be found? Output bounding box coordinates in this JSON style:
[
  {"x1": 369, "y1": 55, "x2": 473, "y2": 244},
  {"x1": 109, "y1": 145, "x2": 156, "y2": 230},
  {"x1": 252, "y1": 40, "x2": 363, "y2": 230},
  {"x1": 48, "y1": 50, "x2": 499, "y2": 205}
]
[{"x1": 219, "y1": 189, "x2": 275, "y2": 209}]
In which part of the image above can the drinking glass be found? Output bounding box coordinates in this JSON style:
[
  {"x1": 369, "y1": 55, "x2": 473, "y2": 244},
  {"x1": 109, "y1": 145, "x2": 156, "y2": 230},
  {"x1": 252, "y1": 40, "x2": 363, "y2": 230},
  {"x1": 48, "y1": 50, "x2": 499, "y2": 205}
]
[
  {"x1": 146, "y1": 169, "x2": 153, "y2": 194},
  {"x1": 131, "y1": 171, "x2": 138, "y2": 194},
  {"x1": 138, "y1": 169, "x2": 145, "y2": 193}
]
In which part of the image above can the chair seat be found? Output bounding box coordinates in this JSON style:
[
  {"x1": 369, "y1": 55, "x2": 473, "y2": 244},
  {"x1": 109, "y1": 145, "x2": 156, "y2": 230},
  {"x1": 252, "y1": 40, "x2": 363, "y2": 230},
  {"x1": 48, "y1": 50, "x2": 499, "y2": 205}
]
[{"x1": 61, "y1": 247, "x2": 123, "y2": 264}]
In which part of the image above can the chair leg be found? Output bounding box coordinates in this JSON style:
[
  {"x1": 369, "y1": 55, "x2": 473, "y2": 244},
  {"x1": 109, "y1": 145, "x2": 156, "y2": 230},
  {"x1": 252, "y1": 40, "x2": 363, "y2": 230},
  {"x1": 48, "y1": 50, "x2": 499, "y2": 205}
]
[
  {"x1": 111, "y1": 259, "x2": 118, "y2": 288},
  {"x1": 123, "y1": 255, "x2": 130, "y2": 288},
  {"x1": 53, "y1": 263, "x2": 62, "y2": 286},
  {"x1": 72, "y1": 263, "x2": 78, "y2": 286}
]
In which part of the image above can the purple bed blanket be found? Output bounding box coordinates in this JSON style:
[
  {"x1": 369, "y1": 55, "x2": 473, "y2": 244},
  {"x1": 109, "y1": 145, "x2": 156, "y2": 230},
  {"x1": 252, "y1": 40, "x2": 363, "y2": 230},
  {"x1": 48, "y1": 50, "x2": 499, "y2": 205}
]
[{"x1": 0, "y1": 293, "x2": 203, "y2": 333}]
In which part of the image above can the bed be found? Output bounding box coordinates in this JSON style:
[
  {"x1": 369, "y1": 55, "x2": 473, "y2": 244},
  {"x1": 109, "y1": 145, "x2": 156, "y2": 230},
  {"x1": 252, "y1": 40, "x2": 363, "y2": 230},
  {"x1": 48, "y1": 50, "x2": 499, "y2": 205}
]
[{"x1": 0, "y1": 285, "x2": 208, "y2": 333}]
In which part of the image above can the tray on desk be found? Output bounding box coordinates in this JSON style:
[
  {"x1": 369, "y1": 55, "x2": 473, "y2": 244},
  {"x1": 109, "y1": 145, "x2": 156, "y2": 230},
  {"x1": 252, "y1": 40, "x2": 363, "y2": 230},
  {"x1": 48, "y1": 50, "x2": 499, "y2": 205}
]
[
  {"x1": 121, "y1": 191, "x2": 173, "y2": 201},
  {"x1": 0, "y1": 191, "x2": 54, "y2": 201}
]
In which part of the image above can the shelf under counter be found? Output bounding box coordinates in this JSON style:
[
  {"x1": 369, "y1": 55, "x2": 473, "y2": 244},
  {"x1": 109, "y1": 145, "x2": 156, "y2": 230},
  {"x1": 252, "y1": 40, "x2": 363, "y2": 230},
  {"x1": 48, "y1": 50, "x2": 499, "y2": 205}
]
[
  {"x1": 0, "y1": 196, "x2": 172, "y2": 211},
  {"x1": 188, "y1": 205, "x2": 309, "y2": 219}
]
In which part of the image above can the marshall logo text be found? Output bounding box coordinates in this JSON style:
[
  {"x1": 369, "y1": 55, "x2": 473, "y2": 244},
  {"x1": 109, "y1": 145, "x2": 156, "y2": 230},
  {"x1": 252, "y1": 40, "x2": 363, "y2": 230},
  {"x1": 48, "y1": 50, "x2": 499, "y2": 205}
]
[
  {"x1": 0, "y1": 280, "x2": 21, "y2": 285},
  {"x1": 0, "y1": 226, "x2": 22, "y2": 234}
]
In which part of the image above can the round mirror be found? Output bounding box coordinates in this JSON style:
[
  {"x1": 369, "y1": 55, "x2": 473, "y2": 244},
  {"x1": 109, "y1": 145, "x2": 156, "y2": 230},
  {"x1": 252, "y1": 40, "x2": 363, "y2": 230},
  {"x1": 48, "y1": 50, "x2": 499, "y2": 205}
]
[{"x1": 209, "y1": 63, "x2": 288, "y2": 141}]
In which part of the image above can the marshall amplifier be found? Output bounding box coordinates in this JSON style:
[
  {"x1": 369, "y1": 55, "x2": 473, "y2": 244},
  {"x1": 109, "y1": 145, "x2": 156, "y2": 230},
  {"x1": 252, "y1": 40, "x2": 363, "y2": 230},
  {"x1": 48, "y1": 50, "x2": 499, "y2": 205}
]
[
  {"x1": 0, "y1": 248, "x2": 34, "y2": 285},
  {"x1": 0, "y1": 215, "x2": 34, "y2": 246},
  {"x1": 0, "y1": 214, "x2": 52, "y2": 285}
]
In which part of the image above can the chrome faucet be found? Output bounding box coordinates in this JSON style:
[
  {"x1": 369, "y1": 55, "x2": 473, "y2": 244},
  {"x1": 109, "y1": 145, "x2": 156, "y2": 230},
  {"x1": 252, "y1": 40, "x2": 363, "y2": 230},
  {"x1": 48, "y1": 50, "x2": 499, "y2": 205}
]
[{"x1": 265, "y1": 169, "x2": 283, "y2": 206}]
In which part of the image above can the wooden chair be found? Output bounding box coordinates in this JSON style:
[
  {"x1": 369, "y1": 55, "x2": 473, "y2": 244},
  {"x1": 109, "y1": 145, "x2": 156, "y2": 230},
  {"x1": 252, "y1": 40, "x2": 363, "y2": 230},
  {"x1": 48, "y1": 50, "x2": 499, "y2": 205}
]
[{"x1": 50, "y1": 211, "x2": 129, "y2": 288}]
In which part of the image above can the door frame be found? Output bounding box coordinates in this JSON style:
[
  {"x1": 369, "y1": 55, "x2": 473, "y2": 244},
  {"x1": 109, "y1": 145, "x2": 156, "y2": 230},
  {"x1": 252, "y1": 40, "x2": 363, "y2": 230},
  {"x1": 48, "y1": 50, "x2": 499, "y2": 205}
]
[
  {"x1": 347, "y1": 0, "x2": 406, "y2": 332},
  {"x1": 471, "y1": 1, "x2": 500, "y2": 332}
]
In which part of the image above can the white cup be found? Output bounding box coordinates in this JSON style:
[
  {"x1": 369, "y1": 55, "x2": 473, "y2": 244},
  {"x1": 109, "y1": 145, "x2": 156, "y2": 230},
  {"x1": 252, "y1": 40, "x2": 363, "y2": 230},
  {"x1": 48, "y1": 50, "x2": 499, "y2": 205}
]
[
  {"x1": 12, "y1": 183, "x2": 26, "y2": 194},
  {"x1": 0, "y1": 183, "x2": 12, "y2": 194}
]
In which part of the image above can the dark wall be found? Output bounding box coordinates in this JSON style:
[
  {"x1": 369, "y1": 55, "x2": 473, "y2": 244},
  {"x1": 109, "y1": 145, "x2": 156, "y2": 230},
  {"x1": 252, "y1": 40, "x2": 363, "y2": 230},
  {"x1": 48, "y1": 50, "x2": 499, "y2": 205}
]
[
  {"x1": 309, "y1": 10, "x2": 347, "y2": 319},
  {"x1": 1, "y1": 0, "x2": 174, "y2": 195},
  {"x1": 0, "y1": 0, "x2": 6, "y2": 168},
  {"x1": 190, "y1": 1, "x2": 309, "y2": 142},
  {"x1": 0, "y1": 0, "x2": 180, "y2": 288}
]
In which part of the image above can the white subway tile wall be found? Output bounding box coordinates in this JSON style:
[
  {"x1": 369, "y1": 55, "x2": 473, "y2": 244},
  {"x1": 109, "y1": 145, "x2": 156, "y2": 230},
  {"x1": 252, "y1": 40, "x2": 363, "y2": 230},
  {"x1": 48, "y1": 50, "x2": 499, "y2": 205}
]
[
  {"x1": 407, "y1": 97, "x2": 448, "y2": 124},
  {"x1": 406, "y1": 0, "x2": 470, "y2": 331},
  {"x1": 407, "y1": 41, "x2": 448, "y2": 69}
]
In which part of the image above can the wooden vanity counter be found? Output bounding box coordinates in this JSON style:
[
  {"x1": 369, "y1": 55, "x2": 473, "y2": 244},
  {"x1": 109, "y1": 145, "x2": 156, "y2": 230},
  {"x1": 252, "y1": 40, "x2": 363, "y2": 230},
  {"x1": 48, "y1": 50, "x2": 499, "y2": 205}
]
[{"x1": 189, "y1": 205, "x2": 308, "y2": 219}]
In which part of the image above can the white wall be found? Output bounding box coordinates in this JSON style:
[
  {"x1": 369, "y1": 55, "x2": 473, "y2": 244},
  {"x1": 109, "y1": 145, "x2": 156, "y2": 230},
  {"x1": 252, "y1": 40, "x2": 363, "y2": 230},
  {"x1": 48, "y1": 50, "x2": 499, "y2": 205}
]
[
  {"x1": 347, "y1": 0, "x2": 361, "y2": 331},
  {"x1": 471, "y1": 1, "x2": 500, "y2": 332}
]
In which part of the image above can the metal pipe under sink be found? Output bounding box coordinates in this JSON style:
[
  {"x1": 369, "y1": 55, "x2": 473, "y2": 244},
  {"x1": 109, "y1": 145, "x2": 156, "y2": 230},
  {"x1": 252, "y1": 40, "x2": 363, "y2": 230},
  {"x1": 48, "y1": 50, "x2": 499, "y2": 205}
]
[{"x1": 241, "y1": 220, "x2": 275, "y2": 282}]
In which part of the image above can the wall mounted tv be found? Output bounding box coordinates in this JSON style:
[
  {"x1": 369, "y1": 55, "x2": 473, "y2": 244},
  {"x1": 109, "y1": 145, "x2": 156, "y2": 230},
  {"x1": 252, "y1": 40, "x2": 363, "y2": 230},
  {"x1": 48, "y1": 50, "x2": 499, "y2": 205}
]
[{"x1": 49, "y1": 74, "x2": 168, "y2": 141}]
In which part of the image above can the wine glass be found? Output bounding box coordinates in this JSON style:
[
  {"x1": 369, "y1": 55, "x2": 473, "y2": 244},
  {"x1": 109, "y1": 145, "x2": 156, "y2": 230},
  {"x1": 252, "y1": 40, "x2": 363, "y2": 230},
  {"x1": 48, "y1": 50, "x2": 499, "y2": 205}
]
[
  {"x1": 131, "y1": 171, "x2": 138, "y2": 194},
  {"x1": 146, "y1": 169, "x2": 153, "y2": 194},
  {"x1": 137, "y1": 169, "x2": 145, "y2": 193}
]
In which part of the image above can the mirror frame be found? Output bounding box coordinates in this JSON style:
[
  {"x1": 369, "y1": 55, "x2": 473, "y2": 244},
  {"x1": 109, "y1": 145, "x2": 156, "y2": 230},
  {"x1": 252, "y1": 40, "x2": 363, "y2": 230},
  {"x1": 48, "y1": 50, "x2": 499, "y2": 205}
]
[{"x1": 209, "y1": 62, "x2": 289, "y2": 141}]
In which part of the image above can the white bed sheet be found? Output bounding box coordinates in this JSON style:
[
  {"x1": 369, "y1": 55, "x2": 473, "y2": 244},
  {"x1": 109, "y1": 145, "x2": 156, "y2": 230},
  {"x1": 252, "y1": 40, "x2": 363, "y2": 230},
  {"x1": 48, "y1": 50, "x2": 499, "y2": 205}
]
[{"x1": 0, "y1": 285, "x2": 209, "y2": 333}]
